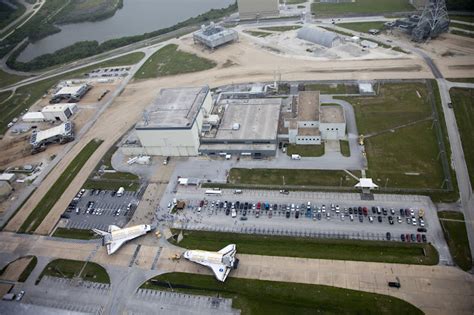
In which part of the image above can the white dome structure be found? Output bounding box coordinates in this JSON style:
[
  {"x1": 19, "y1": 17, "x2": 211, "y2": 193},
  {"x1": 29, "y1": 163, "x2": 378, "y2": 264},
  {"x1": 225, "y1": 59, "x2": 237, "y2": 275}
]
[{"x1": 297, "y1": 27, "x2": 342, "y2": 48}]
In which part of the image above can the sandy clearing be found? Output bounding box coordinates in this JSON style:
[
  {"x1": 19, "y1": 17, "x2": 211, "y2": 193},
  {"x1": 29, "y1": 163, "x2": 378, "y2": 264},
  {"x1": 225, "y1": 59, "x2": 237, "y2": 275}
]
[{"x1": 0, "y1": 256, "x2": 32, "y2": 281}]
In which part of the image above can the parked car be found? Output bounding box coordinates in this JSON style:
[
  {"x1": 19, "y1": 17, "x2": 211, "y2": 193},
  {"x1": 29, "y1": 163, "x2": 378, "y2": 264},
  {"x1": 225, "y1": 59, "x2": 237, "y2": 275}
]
[
  {"x1": 401, "y1": 234, "x2": 406, "y2": 242},
  {"x1": 422, "y1": 234, "x2": 427, "y2": 243},
  {"x1": 16, "y1": 290, "x2": 25, "y2": 301},
  {"x1": 417, "y1": 227, "x2": 427, "y2": 233},
  {"x1": 386, "y1": 232, "x2": 391, "y2": 240},
  {"x1": 378, "y1": 216, "x2": 382, "y2": 223},
  {"x1": 388, "y1": 281, "x2": 401, "y2": 288}
]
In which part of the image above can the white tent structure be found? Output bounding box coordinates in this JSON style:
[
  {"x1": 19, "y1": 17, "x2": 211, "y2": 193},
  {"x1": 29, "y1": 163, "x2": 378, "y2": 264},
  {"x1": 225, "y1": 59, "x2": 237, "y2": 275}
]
[
  {"x1": 297, "y1": 27, "x2": 341, "y2": 48},
  {"x1": 355, "y1": 178, "x2": 379, "y2": 193}
]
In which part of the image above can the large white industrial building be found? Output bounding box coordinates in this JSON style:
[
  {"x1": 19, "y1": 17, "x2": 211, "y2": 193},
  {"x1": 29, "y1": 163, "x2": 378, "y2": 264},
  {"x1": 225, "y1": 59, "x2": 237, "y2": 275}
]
[
  {"x1": 237, "y1": 0, "x2": 279, "y2": 20},
  {"x1": 134, "y1": 86, "x2": 212, "y2": 156},
  {"x1": 42, "y1": 103, "x2": 78, "y2": 122}
]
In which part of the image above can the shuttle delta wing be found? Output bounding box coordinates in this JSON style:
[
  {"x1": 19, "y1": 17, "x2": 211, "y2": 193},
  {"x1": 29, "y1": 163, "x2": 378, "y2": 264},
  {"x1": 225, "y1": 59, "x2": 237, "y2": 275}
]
[
  {"x1": 210, "y1": 264, "x2": 231, "y2": 282},
  {"x1": 107, "y1": 239, "x2": 127, "y2": 255}
]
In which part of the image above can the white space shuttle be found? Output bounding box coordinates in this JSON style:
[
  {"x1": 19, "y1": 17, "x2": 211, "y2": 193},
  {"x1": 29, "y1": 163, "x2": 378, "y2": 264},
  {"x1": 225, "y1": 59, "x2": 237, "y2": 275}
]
[
  {"x1": 92, "y1": 224, "x2": 152, "y2": 255},
  {"x1": 183, "y1": 244, "x2": 238, "y2": 282}
]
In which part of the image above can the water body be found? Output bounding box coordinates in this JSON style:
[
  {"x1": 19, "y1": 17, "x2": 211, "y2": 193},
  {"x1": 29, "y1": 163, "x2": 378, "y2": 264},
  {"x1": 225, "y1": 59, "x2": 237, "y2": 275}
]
[{"x1": 17, "y1": 0, "x2": 234, "y2": 62}]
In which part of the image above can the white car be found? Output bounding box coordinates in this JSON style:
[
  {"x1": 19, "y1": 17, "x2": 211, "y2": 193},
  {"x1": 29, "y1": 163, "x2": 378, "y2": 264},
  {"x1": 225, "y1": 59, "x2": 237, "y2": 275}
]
[
  {"x1": 369, "y1": 216, "x2": 373, "y2": 223},
  {"x1": 16, "y1": 290, "x2": 24, "y2": 301},
  {"x1": 231, "y1": 209, "x2": 237, "y2": 218},
  {"x1": 412, "y1": 218, "x2": 417, "y2": 226},
  {"x1": 350, "y1": 214, "x2": 354, "y2": 221}
]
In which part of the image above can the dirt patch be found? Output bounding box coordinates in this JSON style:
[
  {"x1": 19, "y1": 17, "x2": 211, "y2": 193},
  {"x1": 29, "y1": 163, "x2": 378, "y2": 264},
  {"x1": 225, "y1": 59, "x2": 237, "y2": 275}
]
[
  {"x1": 0, "y1": 284, "x2": 13, "y2": 297},
  {"x1": 0, "y1": 256, "x2": 32, "y2": 281}
]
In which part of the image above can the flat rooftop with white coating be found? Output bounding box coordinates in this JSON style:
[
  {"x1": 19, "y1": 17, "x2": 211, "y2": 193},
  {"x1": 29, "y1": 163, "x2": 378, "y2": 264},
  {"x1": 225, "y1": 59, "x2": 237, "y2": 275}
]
[
  {"x1": 213, "y1": 98, "x2": 281, "y2": 141},
  {"x1": 136, "y1": 86, "x2": 209, "y2": 130}
]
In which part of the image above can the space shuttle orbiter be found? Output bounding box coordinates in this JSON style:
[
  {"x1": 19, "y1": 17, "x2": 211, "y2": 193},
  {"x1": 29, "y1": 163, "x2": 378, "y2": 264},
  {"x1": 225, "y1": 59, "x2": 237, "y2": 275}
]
[
  {"x1": 183, "y1": 244, "x2": 238, "y2": 282},
  {"x1": 92, "y1": 224, "x2": 152, "y2": 255}
]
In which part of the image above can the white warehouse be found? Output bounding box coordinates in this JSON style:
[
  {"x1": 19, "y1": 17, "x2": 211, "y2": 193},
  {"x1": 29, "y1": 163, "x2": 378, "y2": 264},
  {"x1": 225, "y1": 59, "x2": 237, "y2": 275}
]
[
  {"x1": 42, "y1": 103, "x2": 78, "y2": 122},
  {"x1": 297, "y1": 27, "x2": 342, "y2": 48},
  {"x1": 134, "y1": 86, "x2": 212, "y2": 156}
]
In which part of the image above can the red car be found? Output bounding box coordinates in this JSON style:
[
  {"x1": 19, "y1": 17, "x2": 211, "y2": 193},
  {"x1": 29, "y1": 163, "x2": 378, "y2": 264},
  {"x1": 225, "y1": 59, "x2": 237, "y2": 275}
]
[
  {"x1": 199, "y1": 200, "x2": 204, "y2": 207},
  {"x1": 363, "y1": 207, "x2": 368, "y2": 216},
  {"x1": 257, "y1": 202, "x2": 261, "y2": 210},
  {"x1": 406, "y1": 234, "x2": 410, "y2": 242},
  {"x1": 416, "y1": 234, "x2": 421, "y2": 242}
]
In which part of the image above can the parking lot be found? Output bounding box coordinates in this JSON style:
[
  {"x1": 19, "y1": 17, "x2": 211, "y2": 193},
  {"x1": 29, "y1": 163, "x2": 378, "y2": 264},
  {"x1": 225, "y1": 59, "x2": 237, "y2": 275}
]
[
  {"x1": 63, "y1": 189, "x2": 139, "y2": 230},
  {"x1": 160, "y1": 187, "x2": 451, "y2": 264},
  {"x1": 86, "y1": 66, "x2": 131, "y2": 78}
]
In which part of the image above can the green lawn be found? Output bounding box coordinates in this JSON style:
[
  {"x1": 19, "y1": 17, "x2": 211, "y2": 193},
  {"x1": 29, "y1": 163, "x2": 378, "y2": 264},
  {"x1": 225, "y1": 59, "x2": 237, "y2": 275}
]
[
  {"x1": 39, "y1": 259, "x2": 110, "y2": 284},
  {"x1": 365, "y1": 121, "x2": 444, "y2": 189},
  {"x1": 0, "y1": 91, "x2": 12, "y2": 103},
  {"x1": 279, "y1": 0, "x2": 307, "y2": 4},
  {"x1": 311, "y1": 0, "x2": 415, "y2": 16},
  {"x1": 52, "y1": 228, "x2": 97, "y2": 240},
  {"x1": 18, "y1": 139, "x2": 103, "y2": 234},
  {"x1": 18, "y1": 256, "x2": 37, "y2": 282},
  {"x1": 450, "y1": 15, "x2": 474, "y2": 23},
  {"x1": 229, "y1": 168, "x2": 359, "y2": 187},
  {"x1": 451, "y1": 22, "x2": 474, "y2": 32},
  {"x1": 142, "y1": 273, "x2": 423, "y2": 315},
  {"x1": 451, "y1": 88, "x2": 474, "y2": 187},
  {"x1": 83, "y1": 179, "x2": 140, "y2": 191},
  {"x1": 134, "y1": 44, "x2": 216, "y2": 79},
  {"x1": 337, "y1": 83, "x2": 433, "y2": 135},
  {"x1": 286, "y1": 143, "x2": 325, "y2": 157},
  {"x1": 438, "y1": 211, "x2": 472, "y2": 271},
  {"x1": 0, "y1": 52, "x2": 145, "y2": 135},
  {"x1": 172, "y1": 230, "x2": 439, "y2": 265},
  {"x1": 258, "y1": 25, "x2": 302, "y2": 32},
  {"x1": 448, "y1": 78, "x2": 474, "y2": 83},
  {"x1": 451, "y1": 29, "x2": 474, "y2": 38},
  {"x1": 306, "y1": 82, "x2": 359, "y2": 94},
  {"x1": 0, "y1": 1, "x2": 26, "y2": 30},
  {"x1": 340, "y1": 140, "x2": 350, "y2": 157},
  {"x1": 337, "y1": 21, "x2": 387, "y2": 33},
  {"x1": 243, "y1": 30, "x2": 272, "y2": 37},
  {"x1": 0, "y1": 69, "x2": 28, "y2": 88}
]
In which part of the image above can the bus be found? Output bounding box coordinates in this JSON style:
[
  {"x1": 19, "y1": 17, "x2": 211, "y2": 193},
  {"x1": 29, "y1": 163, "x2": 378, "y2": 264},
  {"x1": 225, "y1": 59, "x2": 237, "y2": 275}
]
[{"x1": 205, "y1": 189, "x2": 222, "y2": 196}]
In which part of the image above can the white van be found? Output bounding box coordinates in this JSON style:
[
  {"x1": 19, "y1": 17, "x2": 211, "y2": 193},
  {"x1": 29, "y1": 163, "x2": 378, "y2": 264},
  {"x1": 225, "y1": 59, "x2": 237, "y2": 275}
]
[
  {"x1": 291, "y1": 154, "x2": 301, "y2": 160},
  {"x1": 234, "y1": 189, "x2": 242, "y2": 194}
]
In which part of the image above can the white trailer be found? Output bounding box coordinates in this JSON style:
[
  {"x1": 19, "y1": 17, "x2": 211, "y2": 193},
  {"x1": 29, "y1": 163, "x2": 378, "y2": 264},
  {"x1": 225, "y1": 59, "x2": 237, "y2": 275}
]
[
  {"x1": 205, "y1": 190, "x2": 222, "y2": 195},
  {"x1": 291, "y1": 154, "x2": 301, "y2": 160},
  {"x1": 116, "y1": 187, "x2": 125, "y2": 197}
]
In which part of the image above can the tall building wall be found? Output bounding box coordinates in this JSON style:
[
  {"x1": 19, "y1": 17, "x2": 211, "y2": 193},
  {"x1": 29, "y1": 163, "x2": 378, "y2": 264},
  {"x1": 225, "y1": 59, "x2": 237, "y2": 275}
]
[{"x1": 237, "y1": 0, "x2": 279, "y2": 20}]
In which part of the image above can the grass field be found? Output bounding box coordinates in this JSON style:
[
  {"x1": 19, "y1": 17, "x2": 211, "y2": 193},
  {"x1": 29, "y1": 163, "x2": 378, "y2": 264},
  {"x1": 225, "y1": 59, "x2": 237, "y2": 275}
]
[
  {"x1": 279, "y1": 0, "x2": 307, "y2": 4},
  {"x1": 451, "y1": 29, "x2": 474, "y2": 38},
  {"x1": 438, "y1": 211, "x2": 472, "y2": 271},
  {"x1": 18, "y1": 256, "x2": 37, "y2": 282},
  {"x1": 172, "y1": 230, "x2": 439, "y2": 265},
  {"x1": 305, "y1": 82, "x2": 359, "y2": 94},
  {"x1": 52, "y1": 228, "x2": 97, "y2": 240},
  {"x1": 18, "y1": 139, "x2": 103, "y2": 234},
  {"x1": 286, "y1": 143, "x2": 325, "y2": 157},
  {"x1": 83, "y1": 179, "x2": 140, "y2": 191},
  {"x1": 134, "y1": 44, "x2": 216, "y2": 79},
  {"x1": 448, "y1": 78, "x2": 474, "y2": 83},
  {"x1": 39, "y1": 259, "x2": 110, "y2": 284},
  {"x1": 365, "y1": 121, "x2": 444, "y2": 189},
  {"x1": 340, "y1": 140, "x2": 350, "y2": 157},
  {"x1": 229, "y1": 168, "x2": 359, "y2": 187},
  {"x1": 450, "y1": 15, "x2": 474, "y2": 23},
  {"x1": 451, "y1": 88, "x2": 474, "y2": 188},
  {"x1": 311, "y1": 0, "x2": 414, "y2": 16},
  {"x1": 0, "y1": 1, "x2": 26, "y2": 30},
  {"x1": 0, "y1": 52, "x2": 145, "y2": 135},
  {"x1": 451, "y1": 22, "x2": 474, "y2": 32},
  {"x1": 243, "y1": 30, "x2": 272, "y2": 37},
  {"x1": 337, "y1": 83, "x2": 433, "y2": 135},
  {"x1": 142, "y1": 273, "x2": 423, "y2": 315},
  {"x1": 337, "y1": 21, "x2": 387, "y2": 33},
  {"x1": 338, "y1": 82, "x2": 445, "y2": 190},
  {"x1": 259, "y1": 25, "x2": 302, "y2": 32},
  {"x1": 0, "y1": 69, "x2": 27, "y2": 88}
]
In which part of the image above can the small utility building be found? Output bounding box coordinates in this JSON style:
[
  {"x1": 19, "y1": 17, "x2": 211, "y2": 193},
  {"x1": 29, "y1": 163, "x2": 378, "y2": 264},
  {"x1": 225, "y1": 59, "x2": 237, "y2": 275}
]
[
  {"x1": 193, "y1": 24, "x2": 238, "y2": 49},
  {"x1": 42, "y1": 104, "x2": 78, "y2": 122}
]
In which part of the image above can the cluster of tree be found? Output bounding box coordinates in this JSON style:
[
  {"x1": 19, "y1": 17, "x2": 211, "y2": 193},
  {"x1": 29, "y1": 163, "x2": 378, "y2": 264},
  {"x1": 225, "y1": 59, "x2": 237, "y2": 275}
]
[
  {"x1": 446, "y1": 0, "x2": 474, "y2": 11},
  {"x1": 8, "y1": 2, "x2": 237, "y2": 72},
  {"x1": 53, "y1": 0, "x2": 124, "y2": 25}
]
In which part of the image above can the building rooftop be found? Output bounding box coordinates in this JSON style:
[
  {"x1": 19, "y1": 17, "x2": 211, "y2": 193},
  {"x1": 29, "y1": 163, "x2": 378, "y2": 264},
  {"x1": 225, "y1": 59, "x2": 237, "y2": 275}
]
[
  {"x1": 210, "y1": 98, "x2": 281, "y2": 141},
  {"x1": 42, "y1": 104, "x2": 75, "y2": 112},
  {"x1": 298, "y1": 127, "x2": 321, "y2": 136},
  {"x1": 54, "y1": 85, "x2": 87, "y2": 96},
  {"x1": 136, "y1": 86, "x2": 209, "y2": 129},
  {"x1": 320, "y1": 105, "x2": 345, "y2": 124},
  {"x1": 297, "y1": 91, "x2": 320, "y2": 121},
  {"x1": 31, "y1": 122, "x2": 73, "y2": 145}
]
